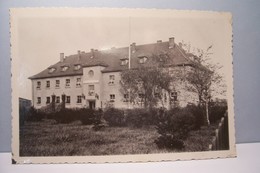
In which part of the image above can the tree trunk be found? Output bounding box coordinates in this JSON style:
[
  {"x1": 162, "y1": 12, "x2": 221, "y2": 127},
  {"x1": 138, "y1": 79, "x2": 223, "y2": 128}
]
[{"x1": 205, "y1": 99, "x2": 210, "y2": 125}]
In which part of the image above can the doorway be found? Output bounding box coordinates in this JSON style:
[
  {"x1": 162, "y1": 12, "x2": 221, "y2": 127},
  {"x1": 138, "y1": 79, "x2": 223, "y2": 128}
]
[{"x1": 89, "y1": 100, "x2": 96, "y2": 109}]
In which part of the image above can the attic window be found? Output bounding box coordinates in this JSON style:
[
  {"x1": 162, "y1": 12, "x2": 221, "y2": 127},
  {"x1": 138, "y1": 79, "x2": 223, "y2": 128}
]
[
  {"x1": 74, "y1": 64, "x2": 81, "y2": 70},
  {"x1": 48, "y1": 67, "x2": 56, "y2": 73},
  {"x1": 121, "y1": 59, "x2": 129, "y2": 66},
  {"x1": 61, "y1": 66, "x2": 69, "y2": 72},
  {"x1": 139, "y1": 56, "x2": 148, "y2": 64}
]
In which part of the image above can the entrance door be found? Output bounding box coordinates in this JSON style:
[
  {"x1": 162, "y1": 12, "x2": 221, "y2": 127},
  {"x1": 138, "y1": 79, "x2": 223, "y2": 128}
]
[{"x1": 89, "y1": 101, "x2": 96, "y2": 109}]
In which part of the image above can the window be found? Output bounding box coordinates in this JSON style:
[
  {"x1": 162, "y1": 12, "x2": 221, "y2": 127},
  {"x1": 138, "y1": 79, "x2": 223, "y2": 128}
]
[
  {"x1": 88, "y1": 70, "x2": 94, "y2": 77},
  {"x1": 109, "y1": 75, "x2": 115, "y2": 85},
  {"x1": 46, "y1": 97, "x2": 50, "y2": 104},
  {"x1": 36, "y1": 81, "x2": 41, "y2": 89},
  {"x1": 61, "y1": 66, "x2": 69, "y2": 72},
  {"x1": 74, "y1": 64, "x2": 81, "y2": 70},
  {"x1": 110, "y1": 94, "x2": 115, "y2": 101},
  {"x1": 37, "y1": 97, "x2": 41, "y2": 104},
  {"x1": 77, "y1": 95, "x2": 82, "y2": 103},
  {"x1": 88, "y1": 85, "x2": 95, "y2": 96},
  {"x1": 55, "y1": 80, "x2": 60, "y2": 88},
  {"x1": 123, "y1": 94, "x2": 129, "y2": 102},
  {"x1": 139, "y1": 56, "x2": 148, "y2": 64},
  {"x1": 46, "y1": 81, "x2": 50, "y2": 88},
  {"x1": 154, "y1": 92, "x2": 160, "y2": 98},
  {"x1": 49, "y1": 67, "x2": 56, "y2": 73},
  {"x1": 65, "y1": 79, "x2": 70, "y2": 87},
  {"x1": 121, "y1": 59, "x2": 128, "y2": 66},
  {"x1": 138, "y1": 93, "x2": 144, "y2": 99},
  {"x1": 76, "y1": 78, "x2": 81, "y2": 87},
  {"x1": 56, "y1": 96, "x2": 60, "y2": 103},
  {"x1": 170, "y1": 92, "x2": 178, "y2": 101},
  {"x1": 66, "y1": 96, "x2": 70, "y2": 104}
]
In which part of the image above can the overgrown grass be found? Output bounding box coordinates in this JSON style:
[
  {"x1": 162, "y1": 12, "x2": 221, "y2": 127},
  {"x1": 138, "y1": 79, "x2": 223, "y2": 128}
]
[{"x1": 20, "y1": 119, "x2": 218, "y2": 156}]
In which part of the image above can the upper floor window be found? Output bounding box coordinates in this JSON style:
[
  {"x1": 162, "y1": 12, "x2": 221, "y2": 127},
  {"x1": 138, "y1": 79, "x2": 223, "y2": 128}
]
[
  {"x1": 46, "y1": 97, "x2": 50, "y2": 104},
  {"x1": 48, "y1": 67, "x2": 56, "y2": 73},
  {"x1": 46, "y1": 81, "x2": 50, "y2": 88},
  {"x1": 36, "y1": 81, "x2": 41, "y2": 89},
  {"x1": 121, "y1": 59, "x2": 129, "y2": 66},
  {"x1": 76, "y1": 78, "x2": 81, "y2": 87},
  {"x1": 37, "y1": 97, "x2": 41, "y2": 104},
  {"x1": 109, "y1": 75, "x2": 115, "y2": 85},
  {"x1": 74, "y1": 64, "x2": 81, "y2": 70},
  {"x1": 66, "y1": 96, "x2": 71, "y2": 104},
  {"x1": 65, "y1": 79, "x2": 70, "y2": 87},
  {"x1": 55, "y1": 80, "x2": 60, "y2": 88},
  {"x1": 56, "y1": 96, "x2": 60, "y2": 103},
  {"x1": 61, "y1": 66, "x2": 69, "y2": 72},
  {"x1": 88, "y1": 70, "x2": 94, "y2": 77},
  {"x1": 77, "y1": 95, "x2": 82, "y2": 103},
  {"x1": 139, "y1": 56, "x2": 148, "y2": 64},
  {"x1": 88, "y1": 85, "x2": 95, "y2": 96}
]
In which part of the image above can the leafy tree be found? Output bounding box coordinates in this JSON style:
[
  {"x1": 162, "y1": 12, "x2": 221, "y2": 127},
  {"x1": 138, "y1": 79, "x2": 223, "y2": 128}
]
[{"x1": 120, "y1": 54, "x2": 175, "y2": 109}]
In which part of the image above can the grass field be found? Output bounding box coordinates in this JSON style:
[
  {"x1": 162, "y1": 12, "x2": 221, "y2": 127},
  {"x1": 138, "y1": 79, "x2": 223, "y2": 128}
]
[{"x1": 20, "y1": 119, "x2": 217, "y2": 156}]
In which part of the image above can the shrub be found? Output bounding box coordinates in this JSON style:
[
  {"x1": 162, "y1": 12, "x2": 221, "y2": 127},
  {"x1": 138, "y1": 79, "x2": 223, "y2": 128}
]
[
  {"x1": 26, "y1": 107, "x2": 44, "y2": 122},
  {"x1": 209, "y1": 104, "x2": 227, "y2": 124},
  {"x1": 53, "y1": 109, "x2": 78, "y2": 124},
  {"x1": 155, "y1": 108, "x2": 195, "y2": 150},
  {"x1": 125, "y1": 108, "x2": 160, "y2": 128},
  {"x1": 103, "y1": 108, "x2": 125, "y2": 126},
  {"x1": 186, "y1": 104, "x2": 205, "y2": 129}
]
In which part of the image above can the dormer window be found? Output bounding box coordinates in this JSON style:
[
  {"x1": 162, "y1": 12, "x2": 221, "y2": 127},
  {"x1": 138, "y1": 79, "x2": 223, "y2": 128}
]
[
  {"x1": 61, "y1": 66, "x2": 69, "y2": 72},
  {"x1": 48, "y1": 67, "x2": 56, "y2": 73},
  {"x1": 138, "y1": 56, "x2": 148, "y2": 64},
  {"x1": 120, "y1": 59, "x2": 129, "y2": 66},
  {"x1": 74, "y1": 64, "x2": 81, "y2": 70}
]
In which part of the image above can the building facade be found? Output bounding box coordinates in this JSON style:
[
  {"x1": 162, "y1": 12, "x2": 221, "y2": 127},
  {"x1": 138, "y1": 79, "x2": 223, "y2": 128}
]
[{"x1": 29, "y1": 37, "x2": 197, "y2": 110}]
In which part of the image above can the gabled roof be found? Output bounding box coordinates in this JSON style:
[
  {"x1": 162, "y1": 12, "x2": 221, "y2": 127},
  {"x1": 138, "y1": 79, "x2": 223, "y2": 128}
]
[{"x1": 29, "y1": 41, "x2": 194, "y2": 80}]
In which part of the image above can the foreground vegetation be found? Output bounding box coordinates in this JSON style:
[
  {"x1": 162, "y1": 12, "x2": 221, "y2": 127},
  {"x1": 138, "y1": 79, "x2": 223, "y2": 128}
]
[
  {"x1": 20, "y1": 119, "x2": 217, "y2": 156},
  {"x1": 20, "y1": 104, "x2": 226, "y2": 156}
]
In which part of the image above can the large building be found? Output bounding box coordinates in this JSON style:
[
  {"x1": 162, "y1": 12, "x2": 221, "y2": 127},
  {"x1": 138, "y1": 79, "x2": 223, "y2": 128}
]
[{"x1": 29, "y1": 37, "x2": 197, "y2": 110}]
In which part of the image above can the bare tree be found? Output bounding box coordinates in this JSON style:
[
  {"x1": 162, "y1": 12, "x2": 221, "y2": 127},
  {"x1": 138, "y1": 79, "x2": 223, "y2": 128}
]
[{"x1": 184, "y1": 45, "x2": 226, "y2": 125}]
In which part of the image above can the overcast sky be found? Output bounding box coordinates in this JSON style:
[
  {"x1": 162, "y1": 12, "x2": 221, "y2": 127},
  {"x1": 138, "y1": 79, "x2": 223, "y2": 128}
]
[{"x1": 13, "y1": 9, "x2": 232, "y2": 99}]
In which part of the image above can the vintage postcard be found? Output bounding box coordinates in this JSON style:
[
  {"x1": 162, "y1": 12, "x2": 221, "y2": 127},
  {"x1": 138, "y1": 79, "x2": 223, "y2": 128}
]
[{"x1": 11, "y1": 8, "x2": 236, "y2": 164}]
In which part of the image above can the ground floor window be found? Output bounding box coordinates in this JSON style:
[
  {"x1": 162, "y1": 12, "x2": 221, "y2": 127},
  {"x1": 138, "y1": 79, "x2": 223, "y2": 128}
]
[
  {"x1": 46, "y1": 97, "x2": 50, "y2": 104},
  {"x1": 66, "y1": 96, "x2": 71, "y2": 103},
  {"x1": 77, "y1": 95, "x2": 82, "y2": 103},
  {"x1": 170, "y1": 91, "x2": 178, "y2": 101},
  {"x1": 110, "y1": 94, "x2": 115, "y2": 101},
  {"x1": 37, "y1": 97, "x2": 41, "y2": 104},
  {"x1": 56, "y1": 96, "x2": 60, "y2": 103}
]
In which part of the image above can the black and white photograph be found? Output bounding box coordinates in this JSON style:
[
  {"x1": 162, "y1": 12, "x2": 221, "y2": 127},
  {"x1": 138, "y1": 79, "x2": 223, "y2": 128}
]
[{"x1": 11, "y1": 8, "x2": 236, "y2": 163}]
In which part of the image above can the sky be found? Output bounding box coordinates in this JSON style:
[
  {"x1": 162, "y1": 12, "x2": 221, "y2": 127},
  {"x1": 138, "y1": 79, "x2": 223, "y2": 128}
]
[{"x1": 13, "y1": 9, "x2": 232, "y2": 100}]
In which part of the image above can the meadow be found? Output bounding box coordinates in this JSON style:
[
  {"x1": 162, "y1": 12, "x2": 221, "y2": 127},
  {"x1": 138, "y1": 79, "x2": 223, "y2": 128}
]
[{"x1": 20, "y1": 119, "x2": 216, "y2": 156}]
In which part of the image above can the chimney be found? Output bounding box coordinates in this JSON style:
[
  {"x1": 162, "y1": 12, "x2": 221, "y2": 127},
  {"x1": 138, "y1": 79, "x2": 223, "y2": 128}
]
[
  {"x1": 90, "y1": 49, "x2": 95, "y2": 58},
  {"x1": 60, "y1": 53, "x2": 65, "y2": 62},
  {"x1": 169, "y1": 37, "x2": 175, "y2": 49},
  {"x1": 77, "y1": 50, "x2": 81, "y2": 61},
  {"x1": 131, "y1": 42, "x2": 136, "y2": 53},
  {"x1": 178, "y1": 42, "x2": 182, "y2": 49},
  {"x1": 157, "y1": 40, "x2": 162, "y2": 43}
]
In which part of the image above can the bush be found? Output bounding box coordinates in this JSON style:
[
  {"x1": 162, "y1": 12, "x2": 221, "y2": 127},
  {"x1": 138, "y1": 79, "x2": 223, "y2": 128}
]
[
  {"x1": 155, "y1": 108, "x2": 195, "y2": 150},
  {"x1": 125, "y1": 108, "x2": 160, "y2": 128},
  {"x1": 186, "y1": 104, "x2": 205, "y2": 129},
  {"x1": 209, "y1": 104, "x2": 227, "y2": 124},
  {"x1": 103, "y1": 108, "x2": 126, "y2": 126},
  {"x1": 26, "y1": 107, "x2": 44, "y2": 122}
]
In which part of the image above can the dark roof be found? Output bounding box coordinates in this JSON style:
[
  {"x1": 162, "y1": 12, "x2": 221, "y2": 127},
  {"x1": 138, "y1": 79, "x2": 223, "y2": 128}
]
[{"x1": 29, "y1": 41, "x2": 194, "y2": 79}]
